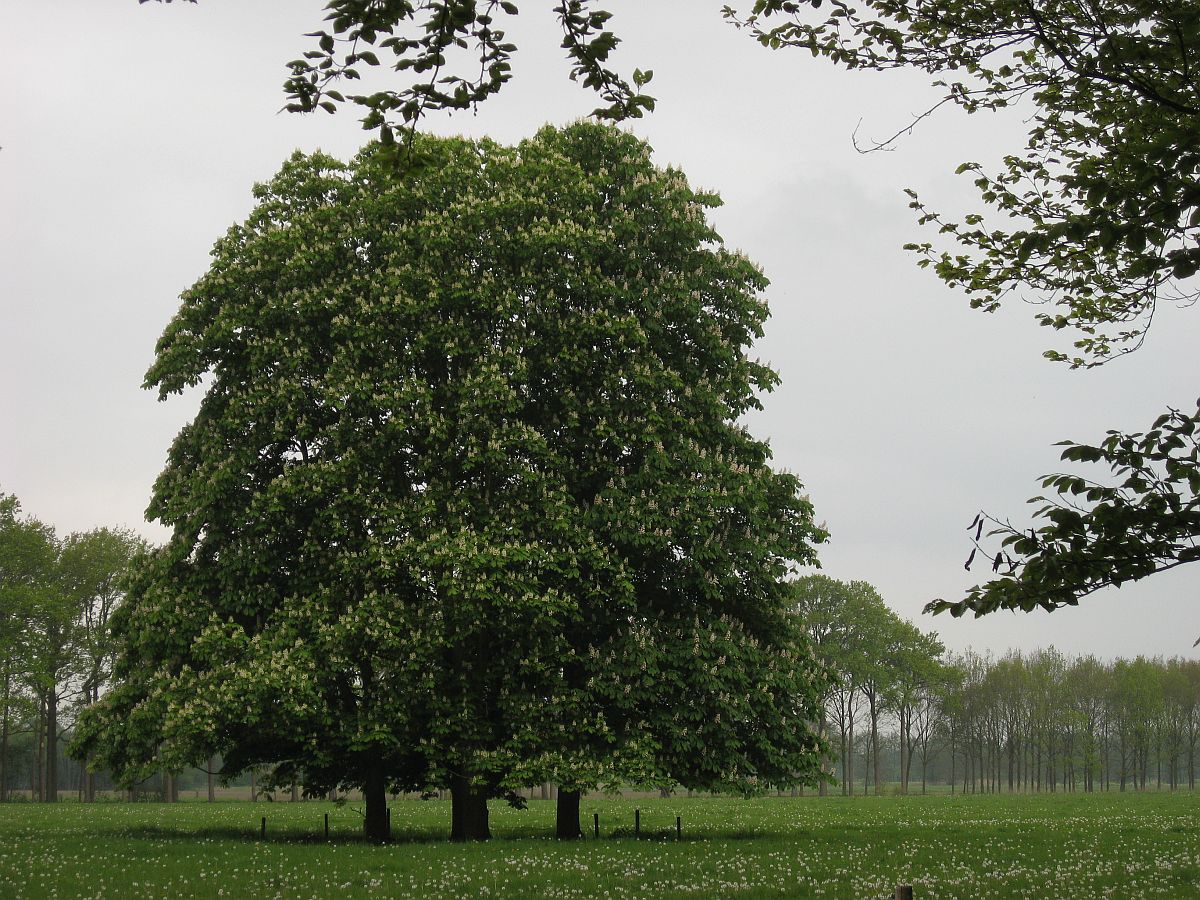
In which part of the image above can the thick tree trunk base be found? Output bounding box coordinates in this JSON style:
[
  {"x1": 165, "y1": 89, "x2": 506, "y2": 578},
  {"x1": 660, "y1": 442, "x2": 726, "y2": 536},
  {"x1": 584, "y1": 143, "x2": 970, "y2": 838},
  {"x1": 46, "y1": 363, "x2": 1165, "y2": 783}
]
[
  {"x1": 556, "y1": 789, "x2": 582, "y2": 839},
  {"x1": 363, "y1": 765, "x2": 389, "y2": 843},
  {"x1": 450, "y1": 774, "x2": 491, "y2": 841}
]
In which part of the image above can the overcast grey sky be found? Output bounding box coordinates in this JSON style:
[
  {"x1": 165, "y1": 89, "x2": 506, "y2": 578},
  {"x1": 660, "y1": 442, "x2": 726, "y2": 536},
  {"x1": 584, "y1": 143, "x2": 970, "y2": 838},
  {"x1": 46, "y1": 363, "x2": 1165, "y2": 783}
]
[{"x1": 3, "y1": 1, "x2": 1198, "y2": 660}]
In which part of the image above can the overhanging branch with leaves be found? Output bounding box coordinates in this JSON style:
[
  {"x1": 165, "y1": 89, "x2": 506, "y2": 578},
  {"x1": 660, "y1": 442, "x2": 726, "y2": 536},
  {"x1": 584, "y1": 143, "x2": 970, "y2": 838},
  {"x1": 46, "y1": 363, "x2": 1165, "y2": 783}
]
[{"x1": 928, "y1": 401, "x2": 1200, "y2": 617}]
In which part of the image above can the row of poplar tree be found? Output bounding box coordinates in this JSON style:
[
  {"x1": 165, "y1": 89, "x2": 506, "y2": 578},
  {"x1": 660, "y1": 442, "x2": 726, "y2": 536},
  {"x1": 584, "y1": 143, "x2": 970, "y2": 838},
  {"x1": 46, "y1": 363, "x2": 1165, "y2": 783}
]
[
  {"x1": 929, "y1": 649, "x2": 1200, "y2": 795},
  {"x1": 5, "y1": 510, "x2": 1195, "y2": 803},
  {"x1": 796, "y1": 575, "x2": 1200, "y2": 796}
]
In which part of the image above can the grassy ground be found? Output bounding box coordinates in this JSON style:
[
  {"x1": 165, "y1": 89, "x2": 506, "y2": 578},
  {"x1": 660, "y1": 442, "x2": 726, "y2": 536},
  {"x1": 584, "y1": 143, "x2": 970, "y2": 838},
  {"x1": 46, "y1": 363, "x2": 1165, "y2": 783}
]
[{"x1": 0, "y1": 792, "x2": 1196, "y2": 898}]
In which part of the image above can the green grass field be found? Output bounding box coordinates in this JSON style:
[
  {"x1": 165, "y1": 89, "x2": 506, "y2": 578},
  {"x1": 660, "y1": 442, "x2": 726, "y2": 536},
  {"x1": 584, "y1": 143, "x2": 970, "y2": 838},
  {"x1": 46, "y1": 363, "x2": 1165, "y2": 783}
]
[{"x1": 0, "y1": 792, "x2": 1196, "y2": 898}]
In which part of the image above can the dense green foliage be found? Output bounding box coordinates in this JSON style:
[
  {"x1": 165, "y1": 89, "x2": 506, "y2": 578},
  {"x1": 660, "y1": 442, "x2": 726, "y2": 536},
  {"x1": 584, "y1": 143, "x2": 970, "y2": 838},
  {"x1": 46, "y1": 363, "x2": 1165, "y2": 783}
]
[
  {"x1": 72, "y1": 123, "x2": 828, "y2": 841},
  {"x1": 2, "y1": 793, "x2": 1197, "y2": 897}
]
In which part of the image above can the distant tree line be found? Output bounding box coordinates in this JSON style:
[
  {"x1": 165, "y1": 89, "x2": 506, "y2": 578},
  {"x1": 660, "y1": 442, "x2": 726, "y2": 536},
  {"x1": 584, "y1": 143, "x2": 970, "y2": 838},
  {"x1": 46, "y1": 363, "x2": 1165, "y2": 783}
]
[
  {"x1": 931, "y1": 648, "x2": 1200, "y2": 794},
  {"x1": 792, "y1": 575, "x2": 1200, "y2": 795},
  {"x1": 0, "y1": 492, "x2": 144, "y2": 802}
]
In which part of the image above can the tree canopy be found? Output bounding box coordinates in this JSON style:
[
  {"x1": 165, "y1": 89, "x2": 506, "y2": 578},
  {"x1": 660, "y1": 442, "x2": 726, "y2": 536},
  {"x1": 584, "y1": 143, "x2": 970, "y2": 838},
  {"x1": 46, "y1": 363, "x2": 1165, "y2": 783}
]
[{"x1": 72, "y1": 122, "x2": 829, "y2": 841}]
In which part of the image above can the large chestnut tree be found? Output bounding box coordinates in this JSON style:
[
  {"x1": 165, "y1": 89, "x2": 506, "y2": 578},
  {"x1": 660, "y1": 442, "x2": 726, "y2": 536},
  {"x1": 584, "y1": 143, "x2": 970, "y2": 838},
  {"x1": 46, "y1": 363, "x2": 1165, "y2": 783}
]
[{"x1": 73, "y1": 122, "x2": 829, "y2": 841}]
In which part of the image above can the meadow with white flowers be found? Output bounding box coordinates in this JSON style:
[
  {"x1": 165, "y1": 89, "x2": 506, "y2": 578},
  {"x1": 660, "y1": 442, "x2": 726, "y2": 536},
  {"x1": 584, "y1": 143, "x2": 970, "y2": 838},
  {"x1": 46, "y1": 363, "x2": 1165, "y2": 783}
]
[{"x1": 1, "y1": 792, "x2": 1196, "y2": 898}]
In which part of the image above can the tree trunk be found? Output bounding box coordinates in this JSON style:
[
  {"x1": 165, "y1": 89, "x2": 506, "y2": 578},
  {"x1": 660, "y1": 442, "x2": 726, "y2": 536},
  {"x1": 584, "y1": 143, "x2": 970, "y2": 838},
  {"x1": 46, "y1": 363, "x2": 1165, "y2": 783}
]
[
  {"x1": 42, "y1": 696, "x2": 55, "y2": 806},
  {"x1": 818, "y1": 708, "x2": 829, "y2": 797},
  {"x1": 208, "y1": 757, "x2": 216, "y2": 802},
  {"x1": 250, "y1": 768, "x2": 256, "y2": 801},
  {"x1": 863, "y1": 736, "x2": 869, "y2": 795},
  {"x1": 85, "y1": 685, "x2": 99, "y2": 802},
  {"x1": 904, "y1": 717, "x2": 917, "y2": 793},
  {"x1": 840, "y1": 718, "x2": 848, "y2": 795},
  {"x1": 540, "y1": 782, "x2": 550, "y2": 801},
  {"x1": 450, "y1": 772, "x2": 491, "y2": 841},
  {"x1": 0, "y1": 666, "x2": 9, "y2": 803},
  {"x1": 555, "y1": 789, "x2": 582, "y2": 839},
  {"x1": 846, "y1": 716, "x2": 855, "y2": 797},
  {"x1": 363, "y1": 762, "x2": 389, "y2": 843},
  {"x1": 950, "y1": 731, "x2": 956, "y2": 795},
  {"x1": 870, "y1": 697, "x2": 880, "y2": 795}
]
